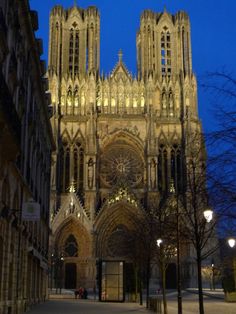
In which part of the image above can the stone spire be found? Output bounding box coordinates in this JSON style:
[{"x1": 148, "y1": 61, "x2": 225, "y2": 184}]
[{"x1": 118, "y1": 49, "x2": 123, "y2": 62}]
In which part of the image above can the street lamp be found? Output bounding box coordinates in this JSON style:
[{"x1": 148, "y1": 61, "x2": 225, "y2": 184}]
[
  {"x1": 157, "y1": 239, "x2": 163, "y2": 247},
  {"x1": 228, "y1": 238, "x2": 236, "y2": 248},
  {"x1": 203, "y1": 209, "x2": 213, "y2": 223}
]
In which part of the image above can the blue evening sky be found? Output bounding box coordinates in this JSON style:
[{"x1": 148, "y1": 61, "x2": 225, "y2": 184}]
[{"x1": 29, "y1": 0, "x2": 236, "y2": 132}]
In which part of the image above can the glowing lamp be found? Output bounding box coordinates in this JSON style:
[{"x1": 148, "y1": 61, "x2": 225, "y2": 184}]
[
  {"x1": 203, "y1": 209, "x2": 213, "y2": 223},
  {"x1": 228, "y1": 238, "x2": 236, "y2": 248},
  {"x1": 157, "y1": 239, "x2": 163, "y2": 247}
]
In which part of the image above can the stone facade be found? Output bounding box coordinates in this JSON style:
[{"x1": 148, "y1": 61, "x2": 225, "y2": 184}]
[
  {"x1": 0, "y1": 1, "x2": 54, "y2": 313},
  {"x1": 49, "y1": 4, "x2": 204, "y2": 290}
]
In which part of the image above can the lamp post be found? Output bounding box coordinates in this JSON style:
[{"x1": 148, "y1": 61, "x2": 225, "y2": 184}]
[
  {"x1": 211, "y1": 261, "x2": 215, "y2": 291},
  {"x1": 156, "y1": 238, "x2": 167, "y2": 314},
  {"x1": 204, "y1": 211, "x2": 214, "y2": 292},
  {"x1": 51, "y1": 253, "x2": 54, "y2": 291},
  {"x1": 227, "y1": 237, "x2": 236, "y2": 292},
  {"x1": 59, "y1": 254, "x2": 64, "y2": 294},
  {"x1": 196, "y1": 208, "x2": 213, "y2": 314}
]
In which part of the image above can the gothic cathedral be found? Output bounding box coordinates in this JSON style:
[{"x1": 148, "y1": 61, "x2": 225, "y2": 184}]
[{"x1": 48, "y1": 3, "x2": 201, "y2": 291}]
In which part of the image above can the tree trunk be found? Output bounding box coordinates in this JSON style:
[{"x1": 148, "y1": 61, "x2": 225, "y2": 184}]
[
  {"x1": 135, "y1": 266, "x2": 138, "y2": 302},
  {"x1": 139, "y1": 271, "x2": 143, "y2": 305},
  {"x1": 162, "y1": 262, "x2": 168, "y2": 314},
  {"x1": 146, "y1": 260, "x2": 150, "y2": 308},
  {"x1": 197, "y1": 246, "x2": 204, "y2": 314}
]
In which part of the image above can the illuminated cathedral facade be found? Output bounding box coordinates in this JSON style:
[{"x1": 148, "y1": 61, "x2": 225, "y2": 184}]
[{"x1": 48, "y1": 3, "x2": 202, "y2": 291}]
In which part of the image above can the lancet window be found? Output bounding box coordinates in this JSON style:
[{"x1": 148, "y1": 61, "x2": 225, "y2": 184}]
[
  {"x1": 158, "y1": 144, "x2": 168, "y2": 193},
  {"x1": 170, "y1": 144, "x2": 182, "y2": 192},
  {"x1": 74, "y1": 141, "x2": 84, "y2": 192},
  {"x1": 158, "y1": 143, "x2": 182, "y2": 193},
  {"x1": 68, "y1": 24, "x2": 80, "y2": 75},
  {"x1": 182, "y1": 27, "x2": 190, "y2": 76},
  {"x1": 58, "y1": 139, "x2": 84, "y2": 193},
  {"x1": 161, "y1": 27, "x2": 171, "y2": 77}
]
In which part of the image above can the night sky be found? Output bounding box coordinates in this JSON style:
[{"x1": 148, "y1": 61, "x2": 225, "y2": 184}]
[{"x1": 29, "y1": 0, "x2": 236, "y2": 132}]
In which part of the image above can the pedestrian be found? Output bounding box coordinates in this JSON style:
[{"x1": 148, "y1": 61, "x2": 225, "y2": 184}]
[
  {"x1": 78, "y1": 287, "x2": 83, "y2": 299},
  {"x1": 74, "y1": 289, "x2": 79, "y2": 299},
  {"x1": 83, "y1": 288, "x2": 88, "y2": 299}
]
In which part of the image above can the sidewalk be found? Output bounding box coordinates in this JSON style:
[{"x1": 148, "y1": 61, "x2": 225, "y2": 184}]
[
  {"x1": 186, "y1": 288, "x2": 225, "y2": 299},
  {"x1": 28, "y1": 295, "x2": 236, "y2": 314},
  {"x1": 166, "y1": 288, "x2": 236, "y2": 314},
  {"x1": 28, "y1": 298, "x2": 150, "y2": 314},
  {"x1": 39, "y1": 288, "x2": 236, "y2": 314},
  {"x1": 49, "y1": 288, "x2": 75, "y2": 299}
]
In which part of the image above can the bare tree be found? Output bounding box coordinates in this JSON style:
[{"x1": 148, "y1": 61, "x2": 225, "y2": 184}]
[
  {"x1": 155, "y1": 192, "x2": 185, "y2": 314},
  {"x1": 128, "y1": 202, "x2": 176, "y2": 312},
  {"x1": 182, "y1": 131, "x2": 219, "y2": 314},
  {"x1": 201, "y1": 71, "x2": 236, "y2": 230},
  {"x1": 132, "y1": 209, "x2": 158, "y2": 307}
]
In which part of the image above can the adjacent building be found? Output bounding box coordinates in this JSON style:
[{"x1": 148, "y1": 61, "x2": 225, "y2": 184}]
[{"x1": 0, "y1": 0, "x2": 54, "y2": 313}]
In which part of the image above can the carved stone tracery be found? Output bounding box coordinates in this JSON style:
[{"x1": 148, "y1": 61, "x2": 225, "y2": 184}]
[{"x1": 100, "y1": 144, "x2": 143, "y2": 188}]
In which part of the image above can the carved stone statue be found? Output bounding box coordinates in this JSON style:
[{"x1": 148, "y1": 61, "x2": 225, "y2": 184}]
[
  {"x1": 162, "y1": 93, "x2": 167, "y2": 109},
  {"x1": 150, "y1": 159, "x2": 156, "y2": 189},
  {"x1": 88, "y1": 158, "x2": 94, "y2": 189},
  {"x1": 169, "y1": 92, "x2": 174, "y2": 108}
]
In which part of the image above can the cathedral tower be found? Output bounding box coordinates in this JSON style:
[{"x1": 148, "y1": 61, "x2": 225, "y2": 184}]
[
  {"x1": 48, "y1": 4, "x2": 100, "y2": 78},
  {"x1": 137, "y1": 10, "x2": 192, "y2": 80}
]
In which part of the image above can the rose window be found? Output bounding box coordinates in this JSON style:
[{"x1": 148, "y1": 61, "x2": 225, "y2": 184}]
[{"x1": 100, "y1": 145, "x2": 143, "y2": 188}]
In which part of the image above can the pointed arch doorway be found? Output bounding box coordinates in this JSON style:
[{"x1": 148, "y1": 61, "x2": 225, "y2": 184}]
[
  {"x1": 63, "y1": 234, "x2": 78, "y2": 289},
  {"x1": 53, "y1": 217, "x2": 93, "y2": 290}
]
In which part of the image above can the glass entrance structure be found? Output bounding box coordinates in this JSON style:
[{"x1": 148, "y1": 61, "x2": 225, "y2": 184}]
[{"x1": 98, "y1": 260, "x2": 124, "y2": 302}]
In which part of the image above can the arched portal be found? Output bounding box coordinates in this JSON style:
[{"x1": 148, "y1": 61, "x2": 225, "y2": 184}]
[
  {"x1": 64, "y1": 234, "x2": 78, "y2": 289},
  {"x1": 95, "y1": 199, "x2": 143, "y2": 260},
  {"x1": 52, "y1": 217, "x2": 92, "y2": 289},
  {"x1": 94, "y1": 198, "x2": 145, "y2": 300}
]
